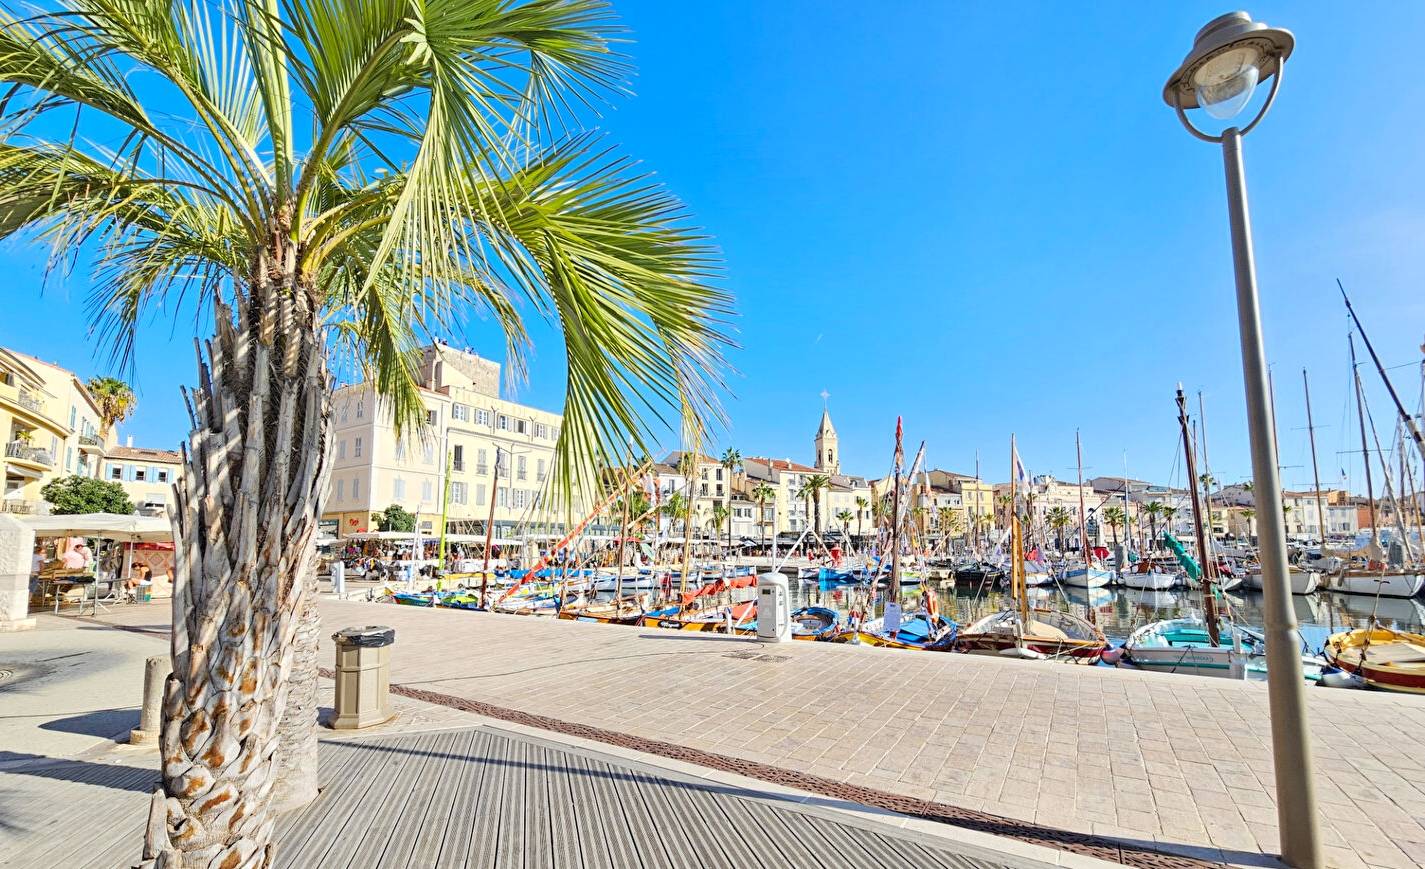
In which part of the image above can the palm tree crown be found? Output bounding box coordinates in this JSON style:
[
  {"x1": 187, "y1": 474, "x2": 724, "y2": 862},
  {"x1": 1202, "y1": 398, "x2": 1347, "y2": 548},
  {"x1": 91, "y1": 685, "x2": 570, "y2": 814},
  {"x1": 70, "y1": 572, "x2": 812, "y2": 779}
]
[{"x1": 85, "y1": 376, "x2": 136, "y2": 437}]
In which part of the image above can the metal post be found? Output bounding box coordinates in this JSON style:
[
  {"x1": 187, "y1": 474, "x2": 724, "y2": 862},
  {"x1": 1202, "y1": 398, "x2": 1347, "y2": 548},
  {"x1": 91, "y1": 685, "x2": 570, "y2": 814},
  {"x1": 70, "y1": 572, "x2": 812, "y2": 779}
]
[{"x1": 1220, "y1": 127, "x2": 1322, "y2": 869}]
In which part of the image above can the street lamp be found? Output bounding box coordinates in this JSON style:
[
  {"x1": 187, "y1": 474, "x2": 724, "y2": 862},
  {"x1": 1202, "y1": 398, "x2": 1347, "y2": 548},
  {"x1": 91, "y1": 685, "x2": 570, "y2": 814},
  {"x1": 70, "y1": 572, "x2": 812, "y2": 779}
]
[{"x1": 1164, "y1": 12, "x2": 1320, "y2": 869}]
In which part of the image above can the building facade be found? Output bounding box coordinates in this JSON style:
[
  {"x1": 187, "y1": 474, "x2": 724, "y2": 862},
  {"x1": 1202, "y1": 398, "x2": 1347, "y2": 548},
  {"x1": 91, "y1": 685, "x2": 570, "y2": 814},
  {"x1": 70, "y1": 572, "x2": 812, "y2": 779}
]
[
  {"x1": 104, "y1": 444, "x2": 183, "y2": 516},
  {"x1": 322, "y1": 343, "x2": 567, "y2": 539},
  {"x1": 1, "y1": 348, "x2": 114, "y2": 514}
]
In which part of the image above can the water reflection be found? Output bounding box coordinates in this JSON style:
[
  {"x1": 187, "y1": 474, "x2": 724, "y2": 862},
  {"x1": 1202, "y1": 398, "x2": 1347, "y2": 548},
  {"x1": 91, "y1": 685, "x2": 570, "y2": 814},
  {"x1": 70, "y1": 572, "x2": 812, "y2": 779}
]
[{"x1": 791, "y1": 580, "x2": 1425, "y2": 651}]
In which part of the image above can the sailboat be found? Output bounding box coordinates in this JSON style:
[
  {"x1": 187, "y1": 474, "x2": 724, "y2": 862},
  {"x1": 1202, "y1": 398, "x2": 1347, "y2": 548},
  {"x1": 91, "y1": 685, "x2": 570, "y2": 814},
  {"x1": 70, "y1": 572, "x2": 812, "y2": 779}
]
[
  {"x1": 1121, "y1": 387, "x2": 1260, "y2": 678},
  {"x1": 1243, "y1": 567, "x2": 1320, "y2": 595},
  {"x1": 1060, "y1": 430, "x2": 1113, "y2": 588},
  {"x1": 1326, "y1": 334, "x2": 1425, "y2": 598},
  {"x1": 956, "y1": 436, "x2": 1107, "y2": 663}
]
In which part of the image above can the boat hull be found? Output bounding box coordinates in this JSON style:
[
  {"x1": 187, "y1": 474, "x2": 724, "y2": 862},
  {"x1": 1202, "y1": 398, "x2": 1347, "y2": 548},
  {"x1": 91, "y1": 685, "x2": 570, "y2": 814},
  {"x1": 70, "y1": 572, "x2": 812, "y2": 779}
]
[
  {"x1": 1323, "y1": 628, "x2": 1425, "y2": 693},
  {"x1": 1326, "y1": 572, "x2": 1424, "y2": 598},
  {"x1": 1121, "y1": 618, "x2": 1258, "y2": 678},
  {"x1": 1060, "y1": 567, "x2": 1112, "y2": 588},
  {"x1": 1244, "y1": 569, "x2": 1320, "y2": 594},
  {"x1": 1120, "y1": 571, "x2": 1180, "y2": 591},
  {"x1": 956, "y1": 608, "x2": 1106, "y2": 663}
]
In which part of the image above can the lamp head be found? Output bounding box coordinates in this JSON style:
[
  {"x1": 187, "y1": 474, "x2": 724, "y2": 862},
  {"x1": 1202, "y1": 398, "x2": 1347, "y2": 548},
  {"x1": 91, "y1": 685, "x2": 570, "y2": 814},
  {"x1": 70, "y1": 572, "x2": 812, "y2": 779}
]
[{"x1": 1163, "y1": 12, "x2": 1293, "y2": 120}]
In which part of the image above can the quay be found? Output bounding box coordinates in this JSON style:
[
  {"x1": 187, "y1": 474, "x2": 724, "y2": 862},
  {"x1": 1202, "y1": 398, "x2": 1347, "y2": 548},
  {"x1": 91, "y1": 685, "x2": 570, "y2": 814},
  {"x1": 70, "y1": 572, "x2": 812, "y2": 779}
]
[{"x1": 6, "y1": 601, "x2": 1422, "y2": 868}]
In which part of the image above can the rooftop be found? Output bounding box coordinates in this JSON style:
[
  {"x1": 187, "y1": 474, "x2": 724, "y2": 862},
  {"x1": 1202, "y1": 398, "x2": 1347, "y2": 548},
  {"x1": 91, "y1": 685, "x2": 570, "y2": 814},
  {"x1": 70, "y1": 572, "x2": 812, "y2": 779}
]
[{"x1": 108, "y1": 446, "x2": 182, "y2": 463}]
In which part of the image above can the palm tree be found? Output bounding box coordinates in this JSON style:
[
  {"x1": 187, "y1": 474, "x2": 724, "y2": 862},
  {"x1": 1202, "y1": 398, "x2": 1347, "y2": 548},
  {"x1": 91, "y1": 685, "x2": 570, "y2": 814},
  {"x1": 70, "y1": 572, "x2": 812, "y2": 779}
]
[
  {"x1": 854, "y1": 495, "x2": 869, "y2": 541},
  {"x1": 86, "y1": 376, "x2": 136, "y2": 439},
  {"x1": 662, "y1": 493, "x2": 689, "y2": 533},
  {"x1": 798, "y1": 474, "x2": 831, "y2": 535},
  {"x1": 709, "y1": 502, "x2": 730, "y2": 555},
  {"x1": 719, "y1": 447, "x2": 741, "y2": 497},
  {"x1": 1102, "y1": 506, "x2": 1126, "y2": 550},
  {"x1": 751, "y1": 483, "x2": 775, "y2": 548},
  {"x1": 1046, "y1": 506, "x2": 1073, "y2": 552},
  {"x1": 835, "y1": 509, "x2": 853, "y2": 536},
  {"x1": 0, "y1": 4, "x2": 732, "y2": 861},
  {"x1": 1142, "y1": 501, "x2": 1165, "y2": 548}
]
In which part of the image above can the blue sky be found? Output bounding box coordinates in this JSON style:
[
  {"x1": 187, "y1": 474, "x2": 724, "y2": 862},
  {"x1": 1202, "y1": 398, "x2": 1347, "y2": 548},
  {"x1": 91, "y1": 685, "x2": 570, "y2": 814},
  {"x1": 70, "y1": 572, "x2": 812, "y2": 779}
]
[{"x1": 3, "y1": 2, "x2": 1423, "y2": 493}]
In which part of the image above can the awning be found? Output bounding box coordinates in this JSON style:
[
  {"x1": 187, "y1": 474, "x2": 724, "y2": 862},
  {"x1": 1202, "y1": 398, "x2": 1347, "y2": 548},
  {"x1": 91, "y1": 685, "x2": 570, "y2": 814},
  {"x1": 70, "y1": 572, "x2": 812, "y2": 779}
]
[{"x1": 18, "y1": 512, "x2": 172, "y2": 542}]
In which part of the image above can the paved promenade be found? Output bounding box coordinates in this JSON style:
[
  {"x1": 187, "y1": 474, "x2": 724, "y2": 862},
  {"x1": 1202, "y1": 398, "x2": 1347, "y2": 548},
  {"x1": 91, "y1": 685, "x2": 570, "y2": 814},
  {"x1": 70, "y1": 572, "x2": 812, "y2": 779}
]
[
  {"x1": 0, "y1": 610, "x2": 1115, "y2": 869},
  {"x1": 3, "y1": 724, "x2": 1055, "y2": 868},
  {"x1": 308, "y1": 597, "x2": 1425, "y2": 869}
]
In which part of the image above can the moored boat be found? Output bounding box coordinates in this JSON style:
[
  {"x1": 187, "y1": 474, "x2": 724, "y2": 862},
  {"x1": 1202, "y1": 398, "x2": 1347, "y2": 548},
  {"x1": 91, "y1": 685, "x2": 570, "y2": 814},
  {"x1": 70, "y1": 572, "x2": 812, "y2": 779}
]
[
  {"x1": 1121, "y1": 616, "x2": 1261, "y2": 678},
  {"x1": 1059, "y1": 564, "x2": 1112, "y2": 588},
  {"x1": 1120, "y1": 570, "x2": 1181, "y2": 591},
  {"x1": 831, "y1": 609, "x2": 957, "y2": 650},
  {"x1": 955, "y1": 608, "x2": 1106, "y2": 662},
  {"x1": 1323, "y1": 627, "x2": 1425, "y2": 693},
  {"x1": 558, "y1": 594, "x2": 649, "y2": 625},
  {"x1": 1244, "y1": 568, "x2": 1321, "y2": 595},
  {"x1": 789, "y1": 606, "x2": 841, "y2": 640},
  {"x1": 1326, "y1": 571, "x2": 1424, "y2": 598}
]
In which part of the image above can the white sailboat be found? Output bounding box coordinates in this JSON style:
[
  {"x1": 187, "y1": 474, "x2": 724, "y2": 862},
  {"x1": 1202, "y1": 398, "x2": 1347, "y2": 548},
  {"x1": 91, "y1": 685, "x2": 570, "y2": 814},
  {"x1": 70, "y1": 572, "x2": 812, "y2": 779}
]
[
  {"x1": 1244, "y1": 568, "x2": 1321, "y2": 595},
  {"x1": 1120, "y1": 569, "x2": 1182, "y2": 591}
]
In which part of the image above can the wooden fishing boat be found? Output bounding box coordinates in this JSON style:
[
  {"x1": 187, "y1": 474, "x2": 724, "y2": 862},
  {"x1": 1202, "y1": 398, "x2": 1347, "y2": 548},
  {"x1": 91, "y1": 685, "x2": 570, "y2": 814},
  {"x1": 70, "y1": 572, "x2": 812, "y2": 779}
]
[
  {"x1": 557, "y1": 594, "x2": 648, "y2": 625},
  {"x1": 789, "y1": 606, "x2": 840, "y2": 640},
  {"x1": 1121, "y1": 616, "x2": 1261, "y2": 677},
  {"x1": 1120, "y1": 566, "x2": 1181, "y2": 591},
  {"x1": 640, "y1": 600, "x2": 756, "y2": 632},
  {"x1": 956, "y1": 609, "x2": 1106, "y2": 662},
  {"x1": 1243, "y1": 567, "x2": 1320, "y2": 594},
  {"x1": 1326, "y1": 571, "x2": 1424, "y2": 598},
  {"x1": 1059, "y1": 564, "x2": 1112, "y2": 588},
  {"x1": 1323, "y1": 628, "x2": 1425, "y2": 693},
  {"x1": 831, "y1": 610, "x2": 957, "y2": 650},
  {"x1": 392, "y1": 590, "x2": 443, "y2": 607}
]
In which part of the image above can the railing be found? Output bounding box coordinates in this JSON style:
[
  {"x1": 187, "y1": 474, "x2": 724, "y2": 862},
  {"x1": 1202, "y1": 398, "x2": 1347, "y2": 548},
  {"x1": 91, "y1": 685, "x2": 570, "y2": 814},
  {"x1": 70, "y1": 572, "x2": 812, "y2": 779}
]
[
  {"x1": 5, "y1": 442, "x2": 53, "y2": 465},
  {"x1": 16, "y1": 388, "x2": 45, "y2": 413},
  {"x1": 475, "y1": 464, "x2": 489, "y2": 475},
  {"x1": 452, "y1": 459, "x2": 465, "y2": 472},
  {"x1": 0, "y1": 498, "x2": 42, "y2": 514},
  {"x1": 79, "y1": 433, "x2": 105, "y2": 448}
]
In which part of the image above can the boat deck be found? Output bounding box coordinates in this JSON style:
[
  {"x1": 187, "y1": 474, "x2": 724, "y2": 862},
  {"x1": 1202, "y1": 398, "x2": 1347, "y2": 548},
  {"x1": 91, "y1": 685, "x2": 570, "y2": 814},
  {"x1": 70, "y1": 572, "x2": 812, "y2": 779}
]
[{"x1": 0, "y1": 725, "x2": 1046, "y2": 869}]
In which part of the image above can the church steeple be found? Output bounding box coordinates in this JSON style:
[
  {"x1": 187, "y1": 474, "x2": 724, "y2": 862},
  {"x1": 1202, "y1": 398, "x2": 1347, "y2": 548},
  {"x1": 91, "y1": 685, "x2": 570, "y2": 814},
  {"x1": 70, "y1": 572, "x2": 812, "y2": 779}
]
[{"x1": 814, "y1": 398, "x2": 839, "y2": 474}]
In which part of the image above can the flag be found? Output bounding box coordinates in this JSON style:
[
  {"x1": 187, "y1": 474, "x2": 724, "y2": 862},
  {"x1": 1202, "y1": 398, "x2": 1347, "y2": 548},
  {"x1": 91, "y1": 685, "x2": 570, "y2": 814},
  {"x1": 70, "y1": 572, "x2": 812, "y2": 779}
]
[{"x1": 1012, "y1": 443, "x2": 1029, "y2": 488}]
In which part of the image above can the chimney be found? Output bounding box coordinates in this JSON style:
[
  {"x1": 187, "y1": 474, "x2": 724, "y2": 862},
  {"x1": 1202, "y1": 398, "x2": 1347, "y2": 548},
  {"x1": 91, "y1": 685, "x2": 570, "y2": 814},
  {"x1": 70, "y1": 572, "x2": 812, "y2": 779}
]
[{"x1": 126, "y1": 435, "x2": 133, "y2": 448}]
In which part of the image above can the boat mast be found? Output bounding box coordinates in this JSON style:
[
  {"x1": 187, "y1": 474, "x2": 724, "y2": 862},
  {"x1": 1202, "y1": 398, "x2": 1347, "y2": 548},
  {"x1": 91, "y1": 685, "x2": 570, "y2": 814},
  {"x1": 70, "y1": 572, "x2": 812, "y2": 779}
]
[
  {"x1": 889, "y1": 417, "x2": 904, "y2": 611},
  {"x1": 1176, "y1": 385, "x2": 1221, "y2": 645},
  {"x1": 479, "y1": 446, "x2": 503, "y2": 603},
  {"x1": 1342, "y1": 279, "x2": 1425, "y2": 464},
  {"x1": 1303, "y1": 369, "x2": 1330, "y2": 550},
  {"x1": 1196, "y1": 392, "x2": 1220, "y2": 565},
  {"x1": 1011, "y1": 434, "x2": 1028, "y2": 631},
  {"x1": 1075, "y1": 430, "x2": 1092, "y2": 564},
  {"x1": 1351, "y1": 334, "x2": 1381, "y2": 556}
]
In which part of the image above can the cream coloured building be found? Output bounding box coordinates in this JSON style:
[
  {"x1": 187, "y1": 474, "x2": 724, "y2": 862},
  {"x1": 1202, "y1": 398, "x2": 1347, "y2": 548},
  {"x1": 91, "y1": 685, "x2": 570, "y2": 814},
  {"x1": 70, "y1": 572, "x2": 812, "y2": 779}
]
[
  {"x1": 322, "y1": 343, "x2": 571, "y2": 539},
  {"x1": 1, "y1": 348, "x2": 114, "y2": 514},
  {"x1": 104, "y1": 444, "x2": 183, "y2": 516}
]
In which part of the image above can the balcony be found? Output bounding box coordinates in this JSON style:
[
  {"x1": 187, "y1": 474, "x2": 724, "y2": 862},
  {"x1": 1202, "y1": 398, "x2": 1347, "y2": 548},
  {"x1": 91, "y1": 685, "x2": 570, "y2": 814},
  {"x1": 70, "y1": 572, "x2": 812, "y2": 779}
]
[
  {"x1": 78, "y1": 433, "x2": 106, "y2": 452},
  {"x1": 452, "y1": 459, "x2": 465, "y2": 472},
  {"x1": 5, "y1": 441, "x2": 54, "y2": 468},
  {"x1": 0, "y1": 381, "x2": 60, "y2": 429}
]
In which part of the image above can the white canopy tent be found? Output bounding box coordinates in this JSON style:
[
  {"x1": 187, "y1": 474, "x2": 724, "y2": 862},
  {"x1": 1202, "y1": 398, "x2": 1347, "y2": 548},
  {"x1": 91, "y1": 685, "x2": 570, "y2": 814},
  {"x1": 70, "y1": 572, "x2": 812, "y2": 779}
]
[{"x1": 19, "y1": 512, "x2": 172, "y2": 543}]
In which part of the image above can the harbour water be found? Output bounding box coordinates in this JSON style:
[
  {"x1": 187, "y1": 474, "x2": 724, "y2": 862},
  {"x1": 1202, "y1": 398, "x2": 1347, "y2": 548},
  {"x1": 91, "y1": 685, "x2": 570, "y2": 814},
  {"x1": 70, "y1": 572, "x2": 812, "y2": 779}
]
[{"x1": 791, "y1": 580, "x2": 1425, "y2": 651}]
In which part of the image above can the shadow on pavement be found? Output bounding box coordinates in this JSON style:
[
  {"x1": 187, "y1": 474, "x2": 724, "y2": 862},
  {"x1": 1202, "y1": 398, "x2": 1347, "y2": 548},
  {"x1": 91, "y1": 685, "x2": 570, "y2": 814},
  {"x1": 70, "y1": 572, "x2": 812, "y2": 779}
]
[{"x1": 38, "y1": 707, "x2": 140, "y2": 738}]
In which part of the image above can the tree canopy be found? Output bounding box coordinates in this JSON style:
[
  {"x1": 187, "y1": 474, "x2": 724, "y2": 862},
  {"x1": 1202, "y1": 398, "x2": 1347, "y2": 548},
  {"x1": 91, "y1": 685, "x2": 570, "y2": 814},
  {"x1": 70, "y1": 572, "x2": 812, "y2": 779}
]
[{"x1": 41, "y1": 475, "x2": 134, "y2": 514}]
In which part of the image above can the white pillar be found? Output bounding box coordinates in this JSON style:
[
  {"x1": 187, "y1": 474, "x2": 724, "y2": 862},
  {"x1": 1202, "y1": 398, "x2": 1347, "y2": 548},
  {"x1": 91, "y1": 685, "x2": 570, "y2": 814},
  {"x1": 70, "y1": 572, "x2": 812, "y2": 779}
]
[{"x1": 0, "y1": 513, "x2": 37, "y2": 631}]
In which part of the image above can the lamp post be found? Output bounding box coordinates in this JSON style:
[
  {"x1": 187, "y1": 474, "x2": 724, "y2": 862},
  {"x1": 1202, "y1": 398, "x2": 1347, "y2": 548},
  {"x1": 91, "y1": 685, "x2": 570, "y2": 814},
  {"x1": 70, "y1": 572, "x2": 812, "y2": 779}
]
[{"x1": 1164, "y1": 13, "x2": 1320, "y2": 869}]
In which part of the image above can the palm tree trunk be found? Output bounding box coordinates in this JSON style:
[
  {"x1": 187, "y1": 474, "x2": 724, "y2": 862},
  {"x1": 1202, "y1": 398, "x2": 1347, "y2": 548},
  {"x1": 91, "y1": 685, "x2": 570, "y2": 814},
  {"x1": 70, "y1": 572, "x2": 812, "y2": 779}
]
[{"x1": 146, "y1": 258, "x2": 333, "y2": 867}]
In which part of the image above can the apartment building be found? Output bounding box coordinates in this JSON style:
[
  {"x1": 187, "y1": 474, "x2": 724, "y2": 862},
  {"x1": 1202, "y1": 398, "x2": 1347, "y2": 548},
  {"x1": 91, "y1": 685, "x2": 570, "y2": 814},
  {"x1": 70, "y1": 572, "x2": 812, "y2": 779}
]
[
  {"x1": 104, "y1": 444, "x2": 184, "y2": 516},
  {"x1": 322, "y1": 343, "x2": 567, "y2": 539},
  {"x1": 1, "y1": 348, "x2": 113, "y2": 514}
]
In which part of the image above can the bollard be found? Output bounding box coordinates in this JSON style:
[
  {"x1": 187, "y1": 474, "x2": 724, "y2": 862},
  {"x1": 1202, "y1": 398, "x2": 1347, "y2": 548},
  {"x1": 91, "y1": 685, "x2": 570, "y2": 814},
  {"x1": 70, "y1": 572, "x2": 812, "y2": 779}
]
[
  {"x1": 129, "y1": 655, "x2": 172, "y2": 744},
  {"x1": 331, "y1": 559, "x2": 346, "y2": 597}
]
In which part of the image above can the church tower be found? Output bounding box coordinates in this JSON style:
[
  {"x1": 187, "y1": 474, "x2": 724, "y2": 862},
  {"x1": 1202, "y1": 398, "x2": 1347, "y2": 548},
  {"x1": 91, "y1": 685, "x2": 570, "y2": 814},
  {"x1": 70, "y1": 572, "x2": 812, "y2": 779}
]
[{"x1": 814, "y1": 406, "x2": 839, "y2": 475}]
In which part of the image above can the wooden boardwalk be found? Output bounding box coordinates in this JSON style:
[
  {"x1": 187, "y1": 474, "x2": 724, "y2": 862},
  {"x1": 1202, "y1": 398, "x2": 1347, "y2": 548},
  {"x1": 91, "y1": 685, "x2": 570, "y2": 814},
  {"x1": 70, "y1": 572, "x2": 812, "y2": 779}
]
[{"x1": 0, "y1": 726, "x2": 1045, "y2": 868}]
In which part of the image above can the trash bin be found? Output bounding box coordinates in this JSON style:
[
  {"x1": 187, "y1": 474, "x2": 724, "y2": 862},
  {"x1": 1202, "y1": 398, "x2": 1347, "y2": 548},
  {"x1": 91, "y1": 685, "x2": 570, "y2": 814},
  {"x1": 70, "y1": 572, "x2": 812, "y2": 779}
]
[{"x1": 330, "y1": 625, "x2": 396, "y2": 730}]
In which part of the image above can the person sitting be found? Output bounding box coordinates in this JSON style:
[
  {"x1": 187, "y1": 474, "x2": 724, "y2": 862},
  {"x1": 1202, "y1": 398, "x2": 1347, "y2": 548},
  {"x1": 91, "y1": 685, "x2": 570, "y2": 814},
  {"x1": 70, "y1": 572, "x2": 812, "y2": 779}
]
[{"x1": 124, "y1": 564, "x2": 154, "y2": 601}]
